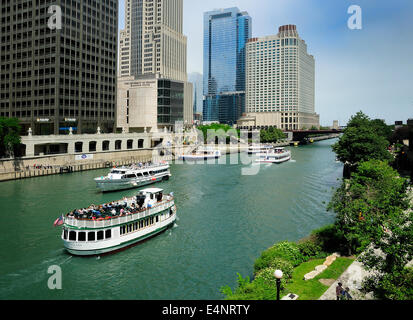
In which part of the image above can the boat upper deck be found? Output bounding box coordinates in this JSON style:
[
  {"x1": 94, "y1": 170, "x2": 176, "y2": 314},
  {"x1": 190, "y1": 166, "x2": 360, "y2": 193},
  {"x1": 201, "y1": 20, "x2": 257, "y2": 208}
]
[{"x1": 64, "y1": 189, "x2": 174, "y2": 229}]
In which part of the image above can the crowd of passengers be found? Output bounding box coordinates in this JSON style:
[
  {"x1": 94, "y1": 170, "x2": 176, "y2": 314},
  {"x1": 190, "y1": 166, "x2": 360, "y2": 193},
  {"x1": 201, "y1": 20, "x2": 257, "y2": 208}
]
[{"x1": 66, "y1": 192, "x2": 168, "y2": 220}]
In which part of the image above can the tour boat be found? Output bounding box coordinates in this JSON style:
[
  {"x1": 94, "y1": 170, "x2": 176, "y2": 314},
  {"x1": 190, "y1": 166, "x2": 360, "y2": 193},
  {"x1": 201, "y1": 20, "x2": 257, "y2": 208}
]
[
  {"x1": 178, "y1": 147, "x2": 221, "y2": 161},
  {"x1": 94, "y1": 162, "x2": 171, "y2": 192},
  {"x1": 255, "y1": 147, "x2": 292, "y2": 164},
  {"x1": 247, "y1": 144, "x2": 274, "y2": 155},
  {"x1": 60, "y1": 188, "x2": 177, "y2": 256}
]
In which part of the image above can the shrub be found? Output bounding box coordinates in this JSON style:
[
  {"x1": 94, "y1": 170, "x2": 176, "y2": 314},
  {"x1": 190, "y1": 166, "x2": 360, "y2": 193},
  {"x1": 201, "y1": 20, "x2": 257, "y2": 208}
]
[
  {"x1": 266, "y1": 258, "x2": 294, "y2": 279},
  {"x1": 254, "y1": 268, "x2": 288, "y2": 290},
  {"x1": 221, "y1": 273, "x2": 278, "y2": 300},
  {"x1": 311, "y1": 225, "x2": 346, "y2": 255},
  {"x1": 254, "y1": 241, "x2": 304, "y2": 273},
  {"x1": 297, "y1": 237, "x2": 323, "y2": 259}
]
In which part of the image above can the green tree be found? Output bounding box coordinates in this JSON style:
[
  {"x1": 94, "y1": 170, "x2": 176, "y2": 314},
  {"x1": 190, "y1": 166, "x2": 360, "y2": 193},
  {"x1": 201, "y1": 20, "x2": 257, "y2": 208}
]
[
  {"x1": 328, "y1": 160, "x2": 410, "y2": 255},
  {"x1": 0, "y1": 117, "x2": 21, "y2": 158},
  {"x1": 260, "y1": 127, "x2": 286, "y2": 143},
  {"x1": 197, "y1": 124, "x2": 239, "y2": 144},
  {"x1": 332, "y1": 111, "x2": 393, "y2": 165}
]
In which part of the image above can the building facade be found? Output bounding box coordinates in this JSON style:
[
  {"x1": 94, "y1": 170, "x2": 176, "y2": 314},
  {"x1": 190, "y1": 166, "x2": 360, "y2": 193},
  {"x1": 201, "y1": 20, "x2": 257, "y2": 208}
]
[
  {"x1": 121, "y1": 0, "x2": 187, "y2": 82},
  {"x1": 188, "y1": 72, "x2": 203, "y2": 115},
  {"x1": 238, "y1": 25, "x2": 319, "y2": 130},
  {"x1": 0, "y1": 0, "x2": 118, "y2": 135},
  {"x1": 203, "y1": 8, "x2": 251, "y2": 125},
  {"x1": 117, "y1": 75, "x2": 193, "y2": 133},
  {"x1": 117, "y1": 0, "x2": 192, "y2": 132}
]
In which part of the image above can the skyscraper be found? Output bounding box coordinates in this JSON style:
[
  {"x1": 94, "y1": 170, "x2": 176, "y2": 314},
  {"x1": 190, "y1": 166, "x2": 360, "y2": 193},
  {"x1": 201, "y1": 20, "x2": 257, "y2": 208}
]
[
  {"x1": 188, "y1": 72, "x2": 203, "y2": 114},
  {"x1": 117, "y1": 0, "x2": 193, "y2": 132},
  {"x1": 0, "y1": 0, "x2": 118, "y2": 135},
  {"x1": 121, "y1": 0, "x2": 187, "y2": 82},
  {"x1": 238, "y1": 25, "x2": 319, "y2": 130},
  {"x1": 203, "y1": 8, "x2": 251, "y2": 125}
]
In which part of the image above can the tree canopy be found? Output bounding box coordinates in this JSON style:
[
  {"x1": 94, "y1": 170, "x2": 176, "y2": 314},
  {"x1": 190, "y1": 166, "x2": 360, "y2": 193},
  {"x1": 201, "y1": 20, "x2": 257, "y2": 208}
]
[
  {"x1": 0, "y1": 117, "x2": 21, "y2": 158},
  {"x1": 332, "y1": 112, "x2": 393, "y2": 165},
  {"x1": 328, "y1": 159, "x2": 413, "y2": 299},
  {"x1": 260, "y1": 127, "x2": 286, "y2": 143}
]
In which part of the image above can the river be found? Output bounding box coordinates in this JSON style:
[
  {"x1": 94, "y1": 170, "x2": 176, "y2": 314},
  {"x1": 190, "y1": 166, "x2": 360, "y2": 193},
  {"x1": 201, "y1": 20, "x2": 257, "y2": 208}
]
[{"x1": 0, "y1": 139, "x2": 343, "y2": 300}]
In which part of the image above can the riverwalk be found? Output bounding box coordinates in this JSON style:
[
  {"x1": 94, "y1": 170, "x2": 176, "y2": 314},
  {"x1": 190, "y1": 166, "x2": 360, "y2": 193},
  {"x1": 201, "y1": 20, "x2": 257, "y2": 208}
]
[{"x1": 319, "y1": 186, "x2": 413, "y2": 300}]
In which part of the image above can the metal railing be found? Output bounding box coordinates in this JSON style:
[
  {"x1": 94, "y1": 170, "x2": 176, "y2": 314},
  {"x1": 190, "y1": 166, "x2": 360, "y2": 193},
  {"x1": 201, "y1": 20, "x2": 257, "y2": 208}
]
[{"x1": 64, "y1": 199, "x2": 174, "y2": 230}]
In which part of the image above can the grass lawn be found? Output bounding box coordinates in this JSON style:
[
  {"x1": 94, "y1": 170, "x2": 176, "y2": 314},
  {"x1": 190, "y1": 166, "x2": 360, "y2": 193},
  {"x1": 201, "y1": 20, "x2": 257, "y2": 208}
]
[{"x1": 282, "y1": 257, "x2": 355, "y2": 300}]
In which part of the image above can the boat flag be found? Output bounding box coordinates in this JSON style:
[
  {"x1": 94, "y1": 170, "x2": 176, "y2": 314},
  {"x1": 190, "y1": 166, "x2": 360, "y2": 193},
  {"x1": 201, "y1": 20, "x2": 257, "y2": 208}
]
[{"x1": 54, "y1": 215, "x2": 64, "y2": 227}]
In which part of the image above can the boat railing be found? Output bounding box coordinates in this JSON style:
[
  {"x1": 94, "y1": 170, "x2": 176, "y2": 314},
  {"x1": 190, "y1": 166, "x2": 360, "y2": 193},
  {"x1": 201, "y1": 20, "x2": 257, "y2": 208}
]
[{"x1": 64, "y1": 198, "x2": 174, "y2": 229}]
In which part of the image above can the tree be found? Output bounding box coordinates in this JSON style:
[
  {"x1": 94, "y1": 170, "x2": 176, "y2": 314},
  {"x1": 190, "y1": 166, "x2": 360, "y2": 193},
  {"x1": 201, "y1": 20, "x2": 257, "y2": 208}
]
[
  {"x1": 332, "y1": 111, "x2": 393, "y2": 165},
  {"x1": 328, "y1": 160, "x2": 410, "y2": 255},
  {"x1": 260, "y1": 127, "x2": 286, "y2": 143},
  {"x1": 0, "y1": 117, "x2": 22, "y2": 158}
]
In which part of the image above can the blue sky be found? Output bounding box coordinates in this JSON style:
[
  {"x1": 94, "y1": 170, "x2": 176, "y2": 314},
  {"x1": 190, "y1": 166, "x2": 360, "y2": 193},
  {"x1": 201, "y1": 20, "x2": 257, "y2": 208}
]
[{"x1": 119, "y1": 0, "x2": 413, "y2": 126}]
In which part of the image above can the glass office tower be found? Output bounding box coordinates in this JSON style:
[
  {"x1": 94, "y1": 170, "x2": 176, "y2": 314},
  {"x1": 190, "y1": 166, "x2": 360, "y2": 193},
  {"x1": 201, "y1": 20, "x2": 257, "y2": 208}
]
[{"x1": 203, "y1": 8, "x2": 251, "y2": 125}]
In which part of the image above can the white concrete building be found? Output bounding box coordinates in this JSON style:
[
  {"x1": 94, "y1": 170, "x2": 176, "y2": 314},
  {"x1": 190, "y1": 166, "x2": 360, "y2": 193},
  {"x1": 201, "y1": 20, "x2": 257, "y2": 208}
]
[
  {"x1": 117, "y1": 75, "x2": 193, "y2": 133},
  {"x1": 238, "y1": 25, "x2": 319, "y2": 130}
]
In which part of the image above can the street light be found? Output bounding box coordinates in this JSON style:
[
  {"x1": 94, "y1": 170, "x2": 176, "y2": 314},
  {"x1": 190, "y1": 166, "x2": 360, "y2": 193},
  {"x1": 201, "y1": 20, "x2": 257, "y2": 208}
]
[{"x1": 274, "y1": 269, "x2": 283, "y2": 301}]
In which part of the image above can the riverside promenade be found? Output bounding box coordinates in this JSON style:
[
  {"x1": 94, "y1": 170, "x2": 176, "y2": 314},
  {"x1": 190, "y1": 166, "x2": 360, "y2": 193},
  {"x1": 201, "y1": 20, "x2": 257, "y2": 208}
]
[{"x1": 319, "y1": 187, "x2": 413, "y2": 300}]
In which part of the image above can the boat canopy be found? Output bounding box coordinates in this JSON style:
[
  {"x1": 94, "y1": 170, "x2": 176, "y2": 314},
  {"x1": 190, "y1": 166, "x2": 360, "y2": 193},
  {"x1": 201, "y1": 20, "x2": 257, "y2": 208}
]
[{"x1": 140, "y1": 188, "x2": 164, "y2": 194}]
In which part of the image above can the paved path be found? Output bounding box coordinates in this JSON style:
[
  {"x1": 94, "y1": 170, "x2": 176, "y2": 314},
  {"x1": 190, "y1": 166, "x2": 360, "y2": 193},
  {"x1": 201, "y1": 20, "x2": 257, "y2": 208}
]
[{"x1": 318, "y1": 259, "x2": 375, "y2": 300}]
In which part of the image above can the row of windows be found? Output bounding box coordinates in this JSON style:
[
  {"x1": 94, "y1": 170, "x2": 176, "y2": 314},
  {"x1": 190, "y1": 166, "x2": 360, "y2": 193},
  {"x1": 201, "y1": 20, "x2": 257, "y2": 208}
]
[
  {"x1": 120, "y1": 216, "x2": 157, "y2": 236},
  {"x1": 63, "y1": 229, "x2": 111, "y2": 242}
]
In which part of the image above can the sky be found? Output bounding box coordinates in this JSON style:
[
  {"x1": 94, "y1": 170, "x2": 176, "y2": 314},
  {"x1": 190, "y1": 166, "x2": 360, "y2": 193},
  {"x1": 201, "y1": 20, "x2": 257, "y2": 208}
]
[{"x1": 118, "y1": 0, "x2": 413, "y2": 126}]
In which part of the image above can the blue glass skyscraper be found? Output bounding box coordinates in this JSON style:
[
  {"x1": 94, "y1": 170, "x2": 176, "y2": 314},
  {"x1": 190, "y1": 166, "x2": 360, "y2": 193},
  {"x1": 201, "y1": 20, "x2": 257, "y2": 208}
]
[{"x1": 203, "y1": 8, "x2": 252, "y2": 124}]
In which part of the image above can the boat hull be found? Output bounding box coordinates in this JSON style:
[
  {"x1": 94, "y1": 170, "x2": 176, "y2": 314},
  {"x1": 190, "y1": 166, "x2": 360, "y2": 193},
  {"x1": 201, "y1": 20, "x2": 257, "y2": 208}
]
[
  {"x1": 63, "y1": 215, "x2": 176, "y2": 256},
  {"x1": 64, "y1": 222, "x2": 174, "y2": 256},
  {"x1": 255, "y1": 155, "x2": 291, "y2": 164},
  {"x1": 95, "y1": 174, "x2": 170, "y2": 192}
]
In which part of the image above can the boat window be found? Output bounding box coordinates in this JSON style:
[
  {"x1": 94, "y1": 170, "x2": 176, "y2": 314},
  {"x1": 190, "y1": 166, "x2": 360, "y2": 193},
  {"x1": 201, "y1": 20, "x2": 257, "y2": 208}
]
[
  {"x1": 137, "y1": 173, "x2": 143, "y2": 177},
  {"x1": 69, "y1": 231, "x2": 76, "y2": 241},
  {"x1": 134, "y1": 222, "x2": 138, "y2": 230},
  {"x1": 97, "y1": 231, "x2": 104, "y2": 241},
  {"x1": 105, "y1": 229, "x2": 112, "y2": 239},
  {"x1": 126, "y1": 174, "x2": 136, "y2": 178},
  {"x1": 140, "y1": 220, "x2": 144, "y2": 228},
  {"x1": 63, "y1": 229, "x2": 68, "y2": 240},
  {"x1": 78, "y1": 232, "x2": 86, "y2": 242},
  {"x1": 88, "y1": 232, "x2": 96, "y2": 241},
  {"x1": 149, "y1": 171, "x2": 154, "y2": 175},
  {"x1": 143, "y1": 172, "x2": 149, "y2": 176},
  {"x1": 156, "y1": 216, "x2": 159, "y2": 223}
]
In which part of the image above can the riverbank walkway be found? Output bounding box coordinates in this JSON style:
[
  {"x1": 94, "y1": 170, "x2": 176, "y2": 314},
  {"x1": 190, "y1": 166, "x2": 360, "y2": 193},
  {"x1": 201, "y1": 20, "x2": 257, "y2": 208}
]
[{"x1": 319, "y1": 186, "x2": 413, "y2": 300}]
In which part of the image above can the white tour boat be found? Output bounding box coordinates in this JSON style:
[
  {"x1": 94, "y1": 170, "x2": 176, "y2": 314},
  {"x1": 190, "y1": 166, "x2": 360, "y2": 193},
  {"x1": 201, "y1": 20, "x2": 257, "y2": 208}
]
[
  {"x1": 178, "y1": 147, "x2": 221, "y2": 161},
  {"x1": 94, "y1": 162, "x2": 171, "y2": 192},
  {"x1": 255, "y1": 147, "x2": 292, "y2": 164},
  {"x1": 60, "y1": 188, "x2": 177, "y2": 256},
  {"x1": 247, "y1": 144, "x2": 274, "y2": 155}
]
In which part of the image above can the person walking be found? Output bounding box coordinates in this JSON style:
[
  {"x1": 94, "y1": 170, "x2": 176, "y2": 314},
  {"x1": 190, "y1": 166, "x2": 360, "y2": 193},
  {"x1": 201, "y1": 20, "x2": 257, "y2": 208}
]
[{"x1": 336, "y1": 283, "x2": 343, "y2": 300}]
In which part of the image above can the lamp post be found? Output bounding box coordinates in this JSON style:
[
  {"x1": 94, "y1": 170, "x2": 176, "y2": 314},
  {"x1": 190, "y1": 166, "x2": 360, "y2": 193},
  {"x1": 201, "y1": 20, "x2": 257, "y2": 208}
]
[{"x1": 274, "y1": 269, "x2": 283, "y2": 301}]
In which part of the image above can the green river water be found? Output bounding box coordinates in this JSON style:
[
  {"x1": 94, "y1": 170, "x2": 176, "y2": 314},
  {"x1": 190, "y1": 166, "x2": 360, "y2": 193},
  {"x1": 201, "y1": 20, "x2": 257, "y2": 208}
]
[{"x1": 0, "y1": 139, "x2": 343, "y2": 300}]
